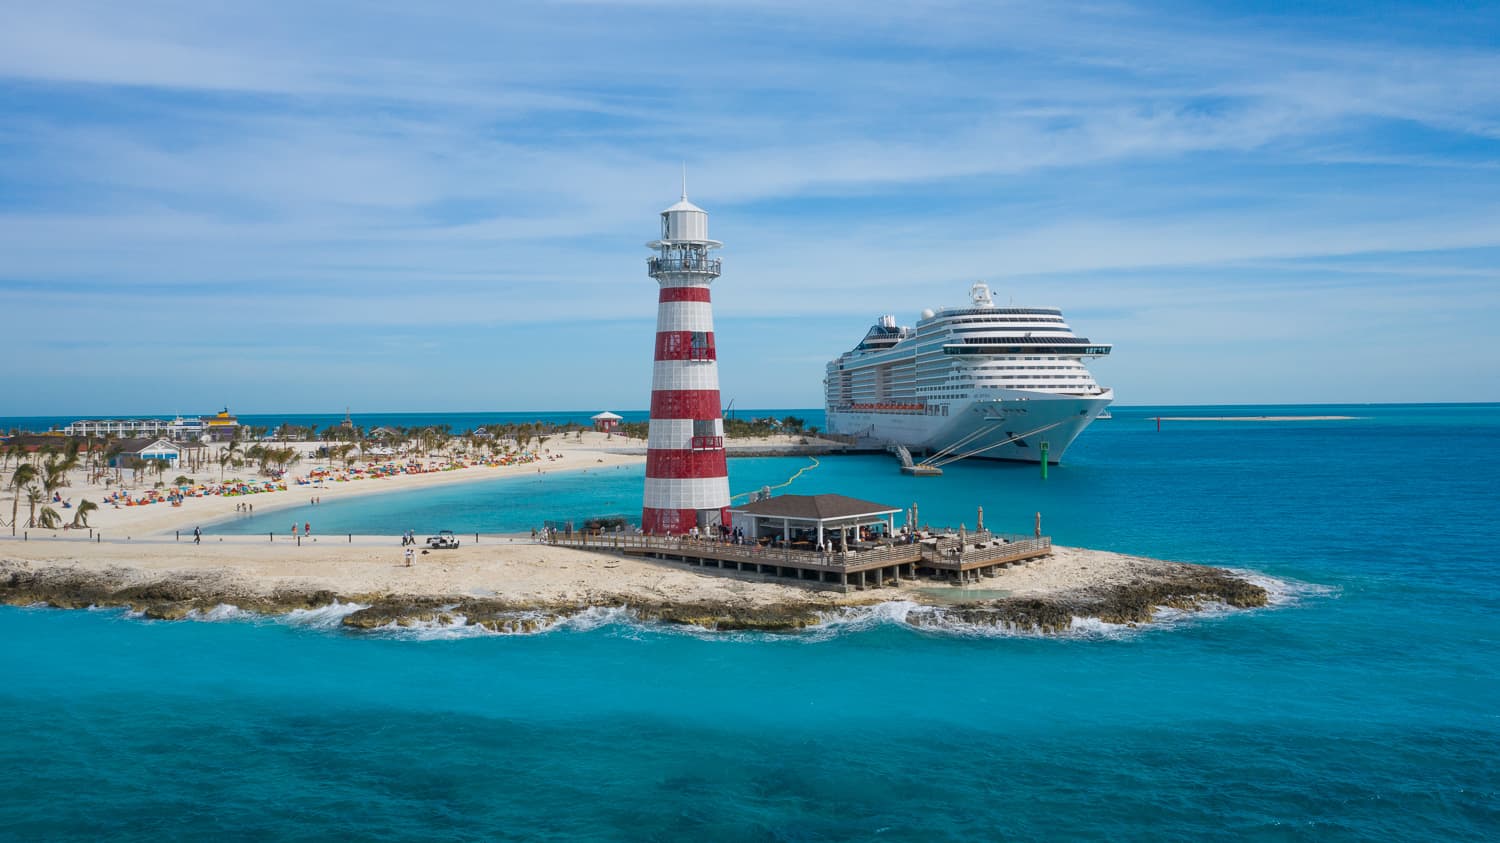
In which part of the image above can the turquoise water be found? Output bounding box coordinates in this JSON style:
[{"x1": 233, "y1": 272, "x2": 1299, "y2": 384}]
[{"x1": 4, "y1": 405, "x2": 1497, "y2": 840}]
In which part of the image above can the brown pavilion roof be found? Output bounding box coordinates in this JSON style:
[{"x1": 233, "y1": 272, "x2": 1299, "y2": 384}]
[{"x1": 729, "y1": 493, "x2": 901, "y2": 521}]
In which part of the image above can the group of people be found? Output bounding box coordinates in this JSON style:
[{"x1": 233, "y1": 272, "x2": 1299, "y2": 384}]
[
  {"x1": 291, "y1": 521, "x2": 310, "y2": 536},
  {"x1": 400, "y1": 529, "x2": 419, "y2": 546},
  {"x1": 234, "y1": 502, "x2": 254, "y2": 513}
]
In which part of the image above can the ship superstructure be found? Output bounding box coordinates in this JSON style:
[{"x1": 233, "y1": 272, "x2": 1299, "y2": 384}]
[{"x1": 824, "y1": 282, "x2": 1113, "y2": 464}]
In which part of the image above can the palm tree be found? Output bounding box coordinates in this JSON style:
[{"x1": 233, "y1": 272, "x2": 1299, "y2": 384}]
[
  {"x1": 36, "y1": 503, "x2": 62, "y2": 530},
  {"x1": 104, "y1": 443, "x2": 125, "y2": 484},
  {"x1": 219, "y1": 440, "x2": 241, "y2": 481},
  {"x1": 127, "y1": 456, "x2": 149, "y2": 486},
  {"x1": 25, "y1": 486, "x2": 43, "y2": 528},
  {"x1": 43, "y1": 454, "x2": 79, "y2": 502},
  {"x1": 9, "y1": 463, "x2": 38, "y2": 536},
  {"x1": 69, "y1": 499, "x2": 98, "y2": 529}
]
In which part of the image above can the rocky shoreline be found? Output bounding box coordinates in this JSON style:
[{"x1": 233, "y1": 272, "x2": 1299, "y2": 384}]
[{"x1": 1, "y1": 557, "x2": 1268, "y2": 634}]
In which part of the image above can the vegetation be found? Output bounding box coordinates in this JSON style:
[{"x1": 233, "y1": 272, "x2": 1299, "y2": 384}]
[
  {"x1": 8, "y1": 463, "x2": 37, "y2": 536},
  {"x1": 69, "y1": 499, "x2": 98, "y2": 529}
]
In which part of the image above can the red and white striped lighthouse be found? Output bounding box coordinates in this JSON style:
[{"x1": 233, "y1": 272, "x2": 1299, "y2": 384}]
[{"x1": 641, "y1": 186, "x2": 731, "y2": 535}]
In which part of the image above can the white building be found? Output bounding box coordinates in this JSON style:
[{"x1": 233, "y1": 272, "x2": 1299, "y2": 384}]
[{"x1": 108, "y1": 438, "x2": 183, "y2": 469}]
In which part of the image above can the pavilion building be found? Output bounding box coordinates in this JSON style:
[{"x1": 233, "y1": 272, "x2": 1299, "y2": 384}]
[{"x1": 728, "y1": 494, "x2": 905, "y2": 550}]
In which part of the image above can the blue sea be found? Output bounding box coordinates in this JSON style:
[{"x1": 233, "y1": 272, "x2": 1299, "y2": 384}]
[{"x1": 3, "y1": 404, "x2": 1497, "y2": 841}]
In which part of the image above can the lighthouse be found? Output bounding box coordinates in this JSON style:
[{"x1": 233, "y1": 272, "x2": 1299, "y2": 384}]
[{"x1": 641, "y1": 185, "x2": 731, "y2": 535}]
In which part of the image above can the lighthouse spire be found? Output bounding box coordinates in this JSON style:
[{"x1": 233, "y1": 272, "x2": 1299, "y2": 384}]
[{"x1": 681, "y1": 162, "x2": 687, "y2": 201}]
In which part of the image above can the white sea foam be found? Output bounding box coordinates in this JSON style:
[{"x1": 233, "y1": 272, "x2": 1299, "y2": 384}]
[
  {"x1": 369, "y1": 613, "x2": 503, "y2": 640},
  {"x1": 551, "y1": 605, "x2": 638, "y2": 634},
  {"x1": 185, "y1": 603, "x2": 249, "y2": 622},
  {"x1": 63, "y1": 566, "x2": 1324, "y2": 641},
  {"x1": 279, "y1": 600, "x2": 369, "y2": 629},
  {"x1": 1231, "y1": 568, "x2": 1339, "y2": 607},
  {"x1": 802, "y1": 594, "x2": 1303, "y2": 640}
]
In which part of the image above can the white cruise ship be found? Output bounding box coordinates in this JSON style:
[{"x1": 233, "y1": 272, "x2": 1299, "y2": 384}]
[{"x1": 824, "y1": 282, "x2": 1113, "y2": 465}]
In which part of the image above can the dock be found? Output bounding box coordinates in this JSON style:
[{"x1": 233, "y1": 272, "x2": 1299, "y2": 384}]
[{"x1": 546, "y1": 530, "x2": 1051, "y2": 592}]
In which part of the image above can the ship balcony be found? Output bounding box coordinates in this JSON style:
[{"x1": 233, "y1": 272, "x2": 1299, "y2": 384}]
[{"x1": 649, "y1": 256, "x2": 722, "y2": 275}]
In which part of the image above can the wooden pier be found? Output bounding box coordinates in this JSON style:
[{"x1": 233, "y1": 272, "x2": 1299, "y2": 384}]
[{"x1": 546, "y1": 531, "x2": 1051, "y2": 592}]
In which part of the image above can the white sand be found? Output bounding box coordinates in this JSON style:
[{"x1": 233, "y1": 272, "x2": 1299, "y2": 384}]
[
  {"x1": 7, "y1": 429, "x2": 651, "y2": 538},
  {"x1": 0, "y1": 529, "x2": 1183, "y2": 610},
  {"x1": 3, "y1": 430, "x2": 1207, "y2": 609}
]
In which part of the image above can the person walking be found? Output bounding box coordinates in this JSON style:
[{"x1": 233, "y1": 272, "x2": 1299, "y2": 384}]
[
  {"x1": 193, "y1": 526, "x2": 201, "y2": 545},
  {"x1": 304, "y1": 522, "x2": 311, "y2": 537},
  {"x1": 404, "y1": 547, "x2": 414, "y2": 567}
]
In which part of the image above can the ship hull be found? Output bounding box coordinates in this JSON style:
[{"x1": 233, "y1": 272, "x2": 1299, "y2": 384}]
[{"x1": 826, "y1": 389, "x2": 1114, "y2": 464}]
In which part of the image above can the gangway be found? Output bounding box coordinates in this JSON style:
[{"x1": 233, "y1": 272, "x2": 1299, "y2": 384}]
[{"x1": 889, "y1": 443, "x2": 942, "y2": 476}]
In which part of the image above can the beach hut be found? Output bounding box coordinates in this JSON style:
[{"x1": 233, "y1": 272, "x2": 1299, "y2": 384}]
[
  {"x1": 109, "y1": 438, "x2": 183, "y2": 469},
  {"x1": 591, "y1": 411, "x2": 623, "y2": 433}
]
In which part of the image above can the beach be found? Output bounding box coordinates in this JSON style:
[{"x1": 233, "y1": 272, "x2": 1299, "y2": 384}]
[
  {"x1": 2, "y1": 427, "x2": 1270, "y2": 630},
  {"x1": 1, "y1": 531, "x2": 1267, "y2": 632},
  {"x1": 12, "y1": 429, "x2": 650, "y2": 538},
  {"x1": 7, "y1": 429, "x2": 866, "y2": 539}
]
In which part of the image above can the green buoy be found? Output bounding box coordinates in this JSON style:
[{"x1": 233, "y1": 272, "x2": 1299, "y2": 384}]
[{"x1": 1040, "y1": 441, "x2": 1050, "y2": 479}]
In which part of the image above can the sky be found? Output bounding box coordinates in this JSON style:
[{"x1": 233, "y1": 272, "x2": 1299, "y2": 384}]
[{"x1": 2, "y1": 0, "x2": 1499, "y2": 415}]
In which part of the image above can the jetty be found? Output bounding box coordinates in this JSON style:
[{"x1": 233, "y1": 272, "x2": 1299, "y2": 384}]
[{"x1": 546, "y1": 530, "x2": 1050, "y2": 591}]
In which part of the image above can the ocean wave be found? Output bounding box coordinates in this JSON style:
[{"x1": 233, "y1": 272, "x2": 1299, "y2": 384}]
[
  {"x1": 37, "y1": 567, "x2": 1323, "y2": 640},
  {"x1": 366, "y1": 613, "x2": 506, "y2": 640},
  {"x1": 549, "y1": 605, "x2": 639, "y2": 634},
  {"x1": 1229, "y1": 568, "x2": 1339, "y2": 607},
  {"x1": 185, "y1": 603, "x2": 251, "y2": 622},
  {"x1": 807, "y1": 602, "x2": 1137, "y2": 640},
  {"x1": 279, "y1": 600, "x2": 370, "y2": 629}
]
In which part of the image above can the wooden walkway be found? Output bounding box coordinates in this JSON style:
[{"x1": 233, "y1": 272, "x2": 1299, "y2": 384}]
[{"x1": 546, "y1": 531, "x2": 1052, "y2": 590}]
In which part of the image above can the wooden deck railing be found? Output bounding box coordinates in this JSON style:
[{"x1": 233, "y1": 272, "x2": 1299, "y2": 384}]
[
  {"x1": 546, "y1": 530, "x2": 1050, "y2": 572},
  {"x1": 547, "y1": 532, "x2": 922, "y2": 571}
]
